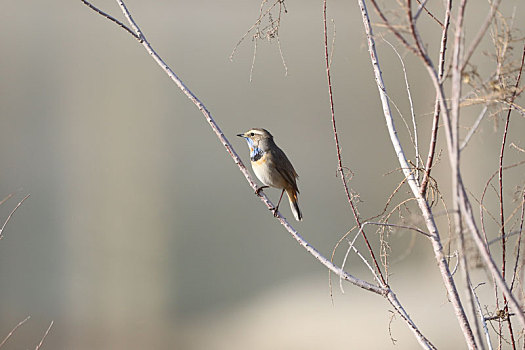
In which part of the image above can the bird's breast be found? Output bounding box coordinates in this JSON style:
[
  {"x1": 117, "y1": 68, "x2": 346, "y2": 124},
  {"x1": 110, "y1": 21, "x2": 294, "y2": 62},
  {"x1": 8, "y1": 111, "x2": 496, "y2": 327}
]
[{"x1": 251, "y1": 153, "x2": 285, "y2": 188}]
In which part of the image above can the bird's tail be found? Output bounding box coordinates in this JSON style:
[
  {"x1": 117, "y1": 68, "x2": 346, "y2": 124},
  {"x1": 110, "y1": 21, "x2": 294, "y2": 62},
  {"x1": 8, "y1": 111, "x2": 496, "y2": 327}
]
[{"x1": 286, "y1": 188, "x2": 303, "y2": 221}]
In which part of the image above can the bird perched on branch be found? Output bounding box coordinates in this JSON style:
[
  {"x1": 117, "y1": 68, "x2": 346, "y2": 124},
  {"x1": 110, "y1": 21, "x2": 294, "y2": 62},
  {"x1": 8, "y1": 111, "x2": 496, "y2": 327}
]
[{"x1": 237, "y1": 128, "x2": 302, "y2": 221}]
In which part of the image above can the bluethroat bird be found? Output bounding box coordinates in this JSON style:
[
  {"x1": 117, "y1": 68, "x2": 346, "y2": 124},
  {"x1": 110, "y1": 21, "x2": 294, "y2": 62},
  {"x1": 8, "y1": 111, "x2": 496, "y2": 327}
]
[{"x1": 237, "y1": 128, "x2": 302, "y2": 221}]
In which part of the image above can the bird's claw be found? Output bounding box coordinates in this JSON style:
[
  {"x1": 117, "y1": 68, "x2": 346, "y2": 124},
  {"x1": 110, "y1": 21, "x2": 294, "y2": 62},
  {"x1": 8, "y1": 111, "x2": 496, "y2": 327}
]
[{"x1": 255, "y1": 186, "x2": 269, "y2": 195}]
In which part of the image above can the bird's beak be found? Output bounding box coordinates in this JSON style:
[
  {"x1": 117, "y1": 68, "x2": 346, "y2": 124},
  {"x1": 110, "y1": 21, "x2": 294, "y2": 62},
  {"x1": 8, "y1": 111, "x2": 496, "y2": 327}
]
[{"x1": 236, "y1": 133, "x2": 245, "y2": 138}]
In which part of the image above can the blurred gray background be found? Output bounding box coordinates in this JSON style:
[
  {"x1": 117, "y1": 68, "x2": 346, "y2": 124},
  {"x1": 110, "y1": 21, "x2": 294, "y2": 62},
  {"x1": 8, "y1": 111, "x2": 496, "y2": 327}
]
[{"x1": 0, "y1": 0, "x2": 523, "y2": 349}]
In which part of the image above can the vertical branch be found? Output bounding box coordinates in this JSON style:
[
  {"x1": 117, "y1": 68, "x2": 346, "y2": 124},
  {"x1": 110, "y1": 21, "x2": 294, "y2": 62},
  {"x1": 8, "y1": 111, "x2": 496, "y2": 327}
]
[
  {"x1": 446, "y1": 1, "x2": 489, "y2": 348},
  {"x1": 357, "y1": 1, "x2": 477, "y2": 347},
  {"x1": 414, "y1": 4, "x2": 483, "y2": 347},
  {"x1": 420, "y1": 0, "x2": 451, "y2": 197},
  {"x1": 323, "y1": 0, "x2": 386, "y2": 285},
  {"x1": 497, "y1": 38, "x2": 525, "y2": 350},
  {"x1": 510, "y1": 190, "x2": 525, "y2": 292}
]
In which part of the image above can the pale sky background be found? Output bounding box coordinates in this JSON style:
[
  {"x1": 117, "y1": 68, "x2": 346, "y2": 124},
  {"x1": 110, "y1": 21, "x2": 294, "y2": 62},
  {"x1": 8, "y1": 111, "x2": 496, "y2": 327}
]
[{"x1": 0, "y1": 1, "x2": 524, "y2": 349}]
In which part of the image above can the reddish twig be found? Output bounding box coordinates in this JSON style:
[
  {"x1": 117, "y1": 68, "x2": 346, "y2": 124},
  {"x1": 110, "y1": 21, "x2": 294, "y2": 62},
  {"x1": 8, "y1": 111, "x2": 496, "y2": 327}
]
[
  {"x1": 415, "y1": 0, "x2": 444, "y2": 28},
  {"x1": 323, "y1": 0, "x2": 385, "y2": 285},
  {"x1": 420, "y1": 0, "x2": 451, "y2": 197},
  {"x1": 498, "y1": 38, "x2": 525, "y2": 350}
]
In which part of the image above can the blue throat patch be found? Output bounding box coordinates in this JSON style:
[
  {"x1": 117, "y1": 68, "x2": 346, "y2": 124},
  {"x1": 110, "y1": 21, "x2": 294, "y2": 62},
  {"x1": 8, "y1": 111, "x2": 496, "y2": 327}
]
[{"x1": 245, "y1": 137, "x2": 264, "y2": 162}]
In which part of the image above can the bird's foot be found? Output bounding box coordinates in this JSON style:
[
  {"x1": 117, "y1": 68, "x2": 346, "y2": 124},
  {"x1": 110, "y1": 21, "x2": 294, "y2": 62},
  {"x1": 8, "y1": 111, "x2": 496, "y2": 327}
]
[{"x1": 255, "y1": 186, "x2": 269, "y2": 195}]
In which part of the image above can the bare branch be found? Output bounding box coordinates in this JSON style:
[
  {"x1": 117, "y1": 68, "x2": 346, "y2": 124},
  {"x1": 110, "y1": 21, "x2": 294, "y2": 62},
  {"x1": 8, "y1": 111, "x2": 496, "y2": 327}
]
[
  {"x1": 80, "y1": 0, "x2": 140, "y2": 41},
  {"x1": 470, "y1": 283, "x2": 494, "y2": 350},
  {"x1": 0, "y1": 194, "x2": 30, "y2": 241},
  {"x1": 460, "y1": 105, "x2": 488, "y2": 151},
  {"x1": 461, "y1": 0, "x2": 502, "y2": 71},
  {"x1": 413, "y1": 0, "x2": 429, "y2": 22},
  {"x1": 34, "y1": 321, "x2": 53, "y2": 350},
  {"x1": 369, "y1": 0, "x2": 418, "y2": 56},
  {"x1": 496, "y1": 39, "x2": 525, "y2": 348},
  {"x1": 0, "y1": 193, "x2": 14, "y2": 207},
  {"x1": 0, "y1": 316, "x2": 30, "y2": 348},
  {"x1": 382, "y1": 37, "x2": 419, "y2": 178},
  {"x1": 419, "y1": 0, "x2": 451, "y2": 197},
  {"x1": 415, "y1": 0, "x2": 444, "y2": 28},
  {"x1": 510, "y1": 190, "x2": 525, "y2": 292}
]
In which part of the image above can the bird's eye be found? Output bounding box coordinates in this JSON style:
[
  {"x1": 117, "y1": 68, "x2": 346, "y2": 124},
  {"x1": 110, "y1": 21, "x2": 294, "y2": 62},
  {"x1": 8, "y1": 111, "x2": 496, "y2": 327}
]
[{"x1": 250, "y1": 132, "x2": 254, "y2": 136}]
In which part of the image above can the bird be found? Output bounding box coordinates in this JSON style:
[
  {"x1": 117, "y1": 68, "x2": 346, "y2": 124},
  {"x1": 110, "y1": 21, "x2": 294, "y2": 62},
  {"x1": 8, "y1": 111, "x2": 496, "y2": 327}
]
[{"x1": 237, "y1": 128, "x2": 302, "y2": 221}]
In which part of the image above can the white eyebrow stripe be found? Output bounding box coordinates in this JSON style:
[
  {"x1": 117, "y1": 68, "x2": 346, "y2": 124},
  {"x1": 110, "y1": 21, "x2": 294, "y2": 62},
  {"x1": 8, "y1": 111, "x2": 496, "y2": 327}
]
[{"x1": 248, "y1": 129, "x2": 265, "y2": 136}]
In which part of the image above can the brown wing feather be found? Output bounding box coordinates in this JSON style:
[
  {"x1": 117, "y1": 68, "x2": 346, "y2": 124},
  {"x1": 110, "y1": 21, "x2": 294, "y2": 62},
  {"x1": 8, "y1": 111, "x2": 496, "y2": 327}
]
[{"x1": 269, "y1": 146, "x2": 300, "y2": 193}]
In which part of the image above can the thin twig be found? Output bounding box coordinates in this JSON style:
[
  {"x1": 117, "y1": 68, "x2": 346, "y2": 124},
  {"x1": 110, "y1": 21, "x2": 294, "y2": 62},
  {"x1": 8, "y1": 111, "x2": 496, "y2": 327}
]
[
  {"x1": 323, "y1": 0, "x2": 385, "y2": 284},
  {"x1": 0, "y1": 193, "x2": 14, "y2": 207},
  {"x1": 80, "y1": 0, "x2": 141, "y2": 41},
  {"x1": 276, "y1": 3, "x2": 288, "y2": 77},
  {"x1": 460, "y1": 105, "x2": 488, "y2": 151},
  {"x1": 487, "y1": 230, "x2": 524, "y2": 247},
  {"x1": 382, "y1": 37, "x2": 419, "y2": 180},
  {"x1": 480, "y1": 160, "x2": 525, "y2": 247},
  {"x1": 461, "y1": 0, "x2": 502, "y2": 71},
  {"x1": 340, "y1": 241, "x2": 380, "y2": 293},
  {"x1": 510, "y1": 190, "x2": 525, "y2": 292},
  {"x1": 420, "y1": 0, "x2": 451, "y2": 197},
  {"x1": 0, "y1": 316, "x2": 30, "y2": 348},
  {"x1": 230, "y1": 0, "x2": 284, "y2": 61},
  {"x1": 34, "y1": 321, "x2": 53, "y2": 350},
  {"x1": 470, "y1": 282, "x2": 493, "y2": 350},
  {"x1": 413, "y1": 0, "x2": 430, "y2": 22},
  {"x1": 250, "y1": 35, "x2": 258, "y2": 82},
  {"x1": 415, "y1": 0, "x2": 444, "y2": 27},
  {"x1": 339, "y1": 221, "x2": 431, "y2": 292},
  {"x1": 0, "y1": 194, "x2": 30, "y2": 240},
  {"x1": 448, "y1": 250, "x2": 460, "y2": 276},
  {"x1": 369, "y1": 0, "x2": 418, "y2": 56},
  {"x1": 497, "y1": 37, "x2": 525, "y2": 350}
]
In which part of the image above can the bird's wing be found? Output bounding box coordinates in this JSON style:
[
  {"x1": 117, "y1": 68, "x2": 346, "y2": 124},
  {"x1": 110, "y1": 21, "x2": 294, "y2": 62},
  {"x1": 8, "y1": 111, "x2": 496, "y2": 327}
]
[{"x1": 270, "y1": 147, "x2": 300, "y2": 193}]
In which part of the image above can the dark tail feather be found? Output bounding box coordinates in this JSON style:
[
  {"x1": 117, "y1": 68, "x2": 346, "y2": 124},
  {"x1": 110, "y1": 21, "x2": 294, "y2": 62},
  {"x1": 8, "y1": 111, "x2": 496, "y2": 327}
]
[{"x1": 286, "y1": 188, "x2": 303, "y2": 221}]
